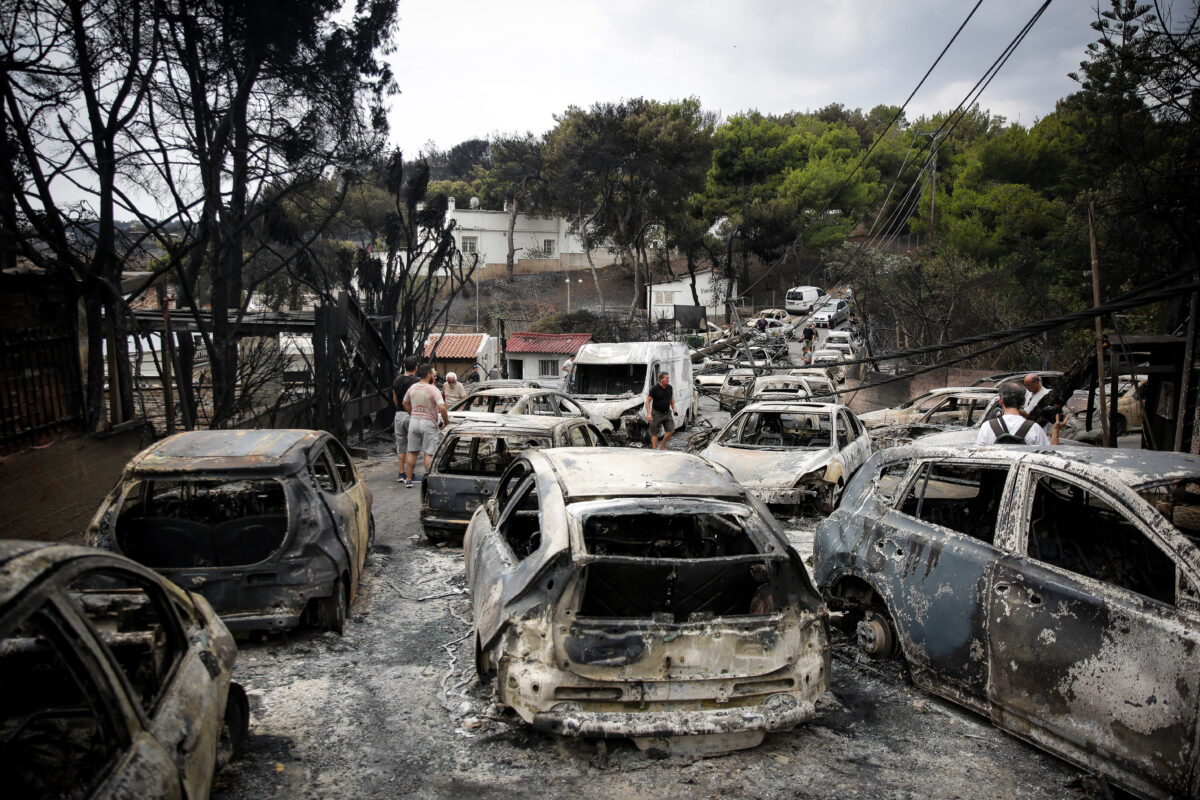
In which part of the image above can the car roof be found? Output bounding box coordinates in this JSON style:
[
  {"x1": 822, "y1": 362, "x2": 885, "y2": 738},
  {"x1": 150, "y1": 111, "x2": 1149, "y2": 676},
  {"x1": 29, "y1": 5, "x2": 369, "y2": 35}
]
[
  {"x1": 444, "y1": 415, "x2": 575, "y2": 436},
  {"x1": 461, "y1": 387, "x2": 560, "y2": 400},
  {"x1": 0, "y1": 541, "x2": 148, "y2": 607},
  {"x1": 126, "y1": 429, "x2": 324, "y2": 475},
  {"x1": 883, "y1": 443, "x2": 1200, "y2": 488},
  {"x1": 534, "y1": 448, "x2": 747, "y2": 501},
  {"x1": 739, "y1": 400, "x2": 843, "y2": 415}
]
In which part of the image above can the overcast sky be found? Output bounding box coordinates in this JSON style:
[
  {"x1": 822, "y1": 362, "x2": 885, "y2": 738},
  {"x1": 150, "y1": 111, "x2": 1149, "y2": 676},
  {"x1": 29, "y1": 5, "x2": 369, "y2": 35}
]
[{"x1": 387, "y1": 0, "x2": 1102, "y2": 156}]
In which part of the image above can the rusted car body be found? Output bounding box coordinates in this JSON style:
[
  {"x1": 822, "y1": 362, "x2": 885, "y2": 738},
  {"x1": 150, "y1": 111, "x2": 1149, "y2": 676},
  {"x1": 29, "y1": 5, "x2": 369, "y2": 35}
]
[
  {"x1": 746, "y1": 375, "x2": 813, "y2": 403},
  {"x1": 701, "y1": 401, "x2": 872, "y2": 514},
  {"x1": 718, "y1": 367, "x2": 758, "y2": 412},
  {"x1": 449, "y1": 387, "x2": 614, "y2": 435},
  {"x1": 0, "y1": 541, "x2": 248, "y2": 798},
  {"x1": 87, "y1": 429, "x2": 373, "y2": 635},
  {"x1": 465, "y1": 448, "x2": 830, "y2": 754},
  {"x1": 421, "y1": 415, "x2": 605, "y2": 542},
  {"x1": 813, "y1": 444, "x2": 1200, "y2": 799},
  {"x1": 857, "y1": 387, "x2": 996, "y2": 430}
]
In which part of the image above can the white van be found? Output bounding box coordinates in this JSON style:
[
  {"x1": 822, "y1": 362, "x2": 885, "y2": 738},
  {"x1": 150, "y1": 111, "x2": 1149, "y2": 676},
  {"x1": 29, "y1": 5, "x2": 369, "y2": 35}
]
[
  {"x1": 567, "y1": 342, "x2": 696, "y2": 441},
  {"x1": 784, "y1": 285, "x2": 827, "y2": 315}
]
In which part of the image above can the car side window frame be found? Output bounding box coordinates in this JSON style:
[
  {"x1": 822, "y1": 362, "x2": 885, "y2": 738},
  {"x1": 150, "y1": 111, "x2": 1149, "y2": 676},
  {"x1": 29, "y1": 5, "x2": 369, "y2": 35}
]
[
  {"x1": 895, "y1": 459, "x2": 1015, "y2": 545},
  {"x1": 1014, "y1": 465, "x2": 1191, "y2": 607},
  {"x1": 308, "y1": 447, "x2": 340, "y2": 493},
  {"x1": 325, "y1": 439, "x2": 358, "y2": 491}
]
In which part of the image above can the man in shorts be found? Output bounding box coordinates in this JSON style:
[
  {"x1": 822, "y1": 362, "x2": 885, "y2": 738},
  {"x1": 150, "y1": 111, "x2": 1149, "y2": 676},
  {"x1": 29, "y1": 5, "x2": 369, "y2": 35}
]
[
  {"x1": 402, "y1": 364, "x2": 450, "y2": 488},
  {"x1": 392, "y1": 356, "x2": 419, "y2": 481},
  {"x1": 644, "y1": 371, "x2": 677, "y2": 450}
]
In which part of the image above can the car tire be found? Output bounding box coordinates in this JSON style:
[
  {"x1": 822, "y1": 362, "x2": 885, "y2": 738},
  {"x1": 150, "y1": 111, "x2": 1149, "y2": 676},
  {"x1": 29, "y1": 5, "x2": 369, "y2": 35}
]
[
  {"x1": 216, "y1": 682, "x2": 250, "y2": 769},
  {"x1": 474, "y1": 633, "x2": 495, "y2": 679},
  {"x1": 821, "y1": 479, "x2": 845, "y2": 514},
  {"x1": 320, "y1": 577, "x2": 347, "y2": 635},
  {"x1": 857, "y1": 608, "x2": 898, "y2": 660}
]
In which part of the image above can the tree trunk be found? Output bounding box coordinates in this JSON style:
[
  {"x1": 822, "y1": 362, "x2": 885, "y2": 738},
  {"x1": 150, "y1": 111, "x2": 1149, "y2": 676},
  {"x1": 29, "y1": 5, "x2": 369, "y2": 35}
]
[{"x1": 505, "y1": 193, "x2": 520, "y2": 282}]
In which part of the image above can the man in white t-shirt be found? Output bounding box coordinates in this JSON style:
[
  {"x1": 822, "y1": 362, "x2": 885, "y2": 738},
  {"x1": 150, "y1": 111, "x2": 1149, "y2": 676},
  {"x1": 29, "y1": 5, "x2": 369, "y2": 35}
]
[
  {"x1": 402, "y1": 364, "x2": 449, "y2": 488},
  {"x1": 977, "y1": 380, "x2": 1064, "y2": 446}
]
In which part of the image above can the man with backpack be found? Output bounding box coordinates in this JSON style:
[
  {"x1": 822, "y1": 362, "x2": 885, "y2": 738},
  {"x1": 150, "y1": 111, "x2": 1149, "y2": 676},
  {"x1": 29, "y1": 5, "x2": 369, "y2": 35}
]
[{"x1": 976, "y1": 380, "x2": 1065, "y2": 446}]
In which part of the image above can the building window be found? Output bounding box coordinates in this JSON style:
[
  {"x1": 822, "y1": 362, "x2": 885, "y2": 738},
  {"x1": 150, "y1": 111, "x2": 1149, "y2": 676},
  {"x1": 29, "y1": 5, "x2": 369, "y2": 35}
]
[
  {"x1": 509, "y1": 360, "x2": 523, "y2": 378},
  {"x1": 539, "y1": 359, "x2": 558, "y2": 377},
  {"x1": 461, "y1": 235, "x2": 478, "y2": 254},
  {"x1": 654, "y1": 291, "x2": 677, "y2": 305},
  {"x1": 542, "y1": 239, "x2": 556, "y2": 256}
]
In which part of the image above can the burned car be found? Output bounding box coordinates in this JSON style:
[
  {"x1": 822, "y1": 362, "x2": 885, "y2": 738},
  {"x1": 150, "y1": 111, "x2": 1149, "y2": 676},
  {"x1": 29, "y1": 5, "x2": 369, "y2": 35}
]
[
  {"x1": 717, "y1": 367, "x2": 758, "y2": 412},
  {"x1": 421, "y1": 415, "x2": 605, "y2": 542},
  {"x1": 87, "y1": 429, "x2": 373, "y2": 635},
  {"x1": 700, "y1": 401, "x2": 872, "y2": 514},
  {"x1": 857, "y1": 386, "x2": 996, "y2": 431},
  {"x1": 0, "y1": 541, "x2": 248, "y2": 798},
  {"x1": 746, "y1": 374, "x2": 814, "y2": 403},
  {"x1": 813, "y1": 444, "x2": 1200, "y2": 800},
  {"x1": 465, "y1": 448, "x2": 829, "y2": 754},
  {"x1": 449, "y1": 387, "x2": 614, "y2": 436}
]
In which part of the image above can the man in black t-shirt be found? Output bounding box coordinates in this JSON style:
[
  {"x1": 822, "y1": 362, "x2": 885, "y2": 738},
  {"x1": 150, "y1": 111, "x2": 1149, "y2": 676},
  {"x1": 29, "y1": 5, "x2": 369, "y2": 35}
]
[
  {"x1": 644, "y1": 371, "x2": 678, "y2": 450},
  {"x1": 392, "y1": 356, "x2": 419, "y2": 481}
]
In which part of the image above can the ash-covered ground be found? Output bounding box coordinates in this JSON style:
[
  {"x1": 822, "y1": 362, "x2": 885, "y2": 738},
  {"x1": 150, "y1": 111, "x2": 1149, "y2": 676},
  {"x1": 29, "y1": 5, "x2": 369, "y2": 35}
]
[{"x1": 211, "y1": 394, "x2": 1105, "y2": 800}]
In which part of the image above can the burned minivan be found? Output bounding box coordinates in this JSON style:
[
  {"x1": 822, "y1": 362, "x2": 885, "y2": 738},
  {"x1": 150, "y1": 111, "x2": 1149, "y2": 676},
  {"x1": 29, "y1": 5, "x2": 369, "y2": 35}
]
[
  {"x1": 87, "y1": 429, "x2": 373, "y2": 635},
  {"x1": 465, "y1": 448, "x2": 829, "y2": 754},
  {"x1": 814, "y1": 444, "x2": 1200, "y2": 800}
]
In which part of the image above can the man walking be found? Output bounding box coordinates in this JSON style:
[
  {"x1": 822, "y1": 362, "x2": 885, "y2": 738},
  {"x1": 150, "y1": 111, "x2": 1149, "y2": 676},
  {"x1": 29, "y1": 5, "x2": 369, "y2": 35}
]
[
  {"x1": 645, "y1": 371, "x2": 678, "y2": 450},
  {"x1": 977, "y1": 380, "x2": 1064, "y2": 446},
  {"x1": 402, "y1": 364, "x2": 450, "y2": 488},
  {"x1": 442, "y1": 371, "x2": 468, "y2": 404},
  {"x1": 392, "y1": 356, "x2": 419, "y2": 482}
]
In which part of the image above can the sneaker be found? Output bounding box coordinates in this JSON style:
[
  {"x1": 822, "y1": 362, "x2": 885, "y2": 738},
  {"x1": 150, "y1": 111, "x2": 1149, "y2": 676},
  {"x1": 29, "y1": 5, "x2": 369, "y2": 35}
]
[
  {"x1": 404, "y1": 480, "x2": 414, "y2": 488},
  {"x1": 397, "y1": 472, "x2": 404, "y2": 482}
]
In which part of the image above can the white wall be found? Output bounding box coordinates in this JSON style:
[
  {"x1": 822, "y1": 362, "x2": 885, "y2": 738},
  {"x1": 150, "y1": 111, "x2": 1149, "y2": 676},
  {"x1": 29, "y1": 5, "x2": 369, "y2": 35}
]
[
  {"x1": 505, "y1": 353, "x2": 568, "y2": 382},
  {"x1": 648, "y1": 271, "x2": 735, "y2": 319}
]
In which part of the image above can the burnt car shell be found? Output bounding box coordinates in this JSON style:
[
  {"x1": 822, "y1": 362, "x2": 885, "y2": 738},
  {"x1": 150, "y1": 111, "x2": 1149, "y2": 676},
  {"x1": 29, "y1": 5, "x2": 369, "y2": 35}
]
[
  {"x1": 813, "y1": 444, "x2": 1200, "y2": 800},
  {"x1": 0, "y1": 541, "x2": 245, "y2": 799},
  {"x1": 420, "y1": 415, "x2": 604, "y2": 542},
  {"x1": 86, "y1": 429, "x2": 373, "y2": 634},
  {"x1": 465, "y1": 448, "x2": 829, "y2": 754}
]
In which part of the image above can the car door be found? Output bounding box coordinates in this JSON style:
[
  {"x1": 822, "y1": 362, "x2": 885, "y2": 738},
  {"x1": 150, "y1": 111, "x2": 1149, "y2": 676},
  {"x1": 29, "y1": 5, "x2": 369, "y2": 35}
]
[
  {"x1": 835, "y1": 409, "x2": 871, "y2": 476},
  {"x1": 467, "y1": 464, "x2": 545, "y2": 647},
  {"x1": 429, "y1": 434, "x2": 503, "y2": 521},
  {"x1": 309, "y1": 445, "x2": 358, "y2": 587},
  {"x1": 874, "y1": 459, "x2": 1016, "y2": 707},
  {"x1": 987, "y1": 466, "x2": 1200, "y2": 797},
  {"x1": 327, "y1": 438, "x2": 370, "y2": 573}
]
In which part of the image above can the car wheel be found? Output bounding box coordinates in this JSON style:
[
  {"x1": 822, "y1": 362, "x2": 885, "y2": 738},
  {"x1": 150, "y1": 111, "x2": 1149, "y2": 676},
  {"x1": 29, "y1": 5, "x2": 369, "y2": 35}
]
[
  {"x1": 216, "y1": 682, "x2": 250, "y2": 769},
  {"x1": 821, "y1": 479, "x2": 845, "y2": 514},
  {"x1": 474, "y1": 633, "x2": 494, "y2": 679},
  {"x1": 857, "y1": 608, "x2": 897, "y2": 659},
  {"x1": 320, "y1": 577, "x2": 347, "y2": 635}
]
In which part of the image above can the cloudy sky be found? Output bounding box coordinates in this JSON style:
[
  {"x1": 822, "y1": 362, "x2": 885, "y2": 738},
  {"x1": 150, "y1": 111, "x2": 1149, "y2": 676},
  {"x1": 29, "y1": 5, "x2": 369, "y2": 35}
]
[{"x1": 387, "y1": 0, "x2": 1102, "y2": 155}]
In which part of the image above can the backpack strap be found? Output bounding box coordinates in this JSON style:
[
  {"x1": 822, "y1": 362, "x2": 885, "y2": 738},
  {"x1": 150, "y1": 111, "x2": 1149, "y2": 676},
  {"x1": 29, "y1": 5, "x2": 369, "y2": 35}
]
[
  {"x1": 989, "y1": 418, "x2": 1006, "y2": 439},
  {"x1": 1014, "y1": 419, "x2": 1035, "y2": 441}
]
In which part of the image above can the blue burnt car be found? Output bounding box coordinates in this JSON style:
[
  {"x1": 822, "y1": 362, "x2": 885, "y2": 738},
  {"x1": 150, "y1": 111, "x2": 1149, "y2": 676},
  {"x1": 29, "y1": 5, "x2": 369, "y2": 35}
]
[{"x1": 813, "y1": 443, "x2": 1200, "y2": 800}]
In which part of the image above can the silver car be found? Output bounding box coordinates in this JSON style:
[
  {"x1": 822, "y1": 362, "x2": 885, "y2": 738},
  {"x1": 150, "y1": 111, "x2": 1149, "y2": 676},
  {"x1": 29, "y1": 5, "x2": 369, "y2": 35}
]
[{"x1": 466, "y1": 448, "x2": 830, "y2": 755}]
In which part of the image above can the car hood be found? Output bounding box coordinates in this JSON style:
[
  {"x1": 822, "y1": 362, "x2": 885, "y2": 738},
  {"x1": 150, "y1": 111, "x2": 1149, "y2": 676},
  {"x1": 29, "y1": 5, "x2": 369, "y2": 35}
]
[
  {"x1": 858, "y1": 408, "x2": 911, "y2": 427},
  {"x1": 574, "y1": 397, "x2": 644, "y2": 420},
  {"x1": 701, "y1": 443, "x2": 834, "y2": 486}
]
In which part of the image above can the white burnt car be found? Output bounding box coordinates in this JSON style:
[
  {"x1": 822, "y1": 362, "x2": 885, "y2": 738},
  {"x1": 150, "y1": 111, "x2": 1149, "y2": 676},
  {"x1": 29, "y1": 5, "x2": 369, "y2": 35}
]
[
  {"x1": 701, "y1": 401, "x2": 873, "y2": 514},
  {"x1": 814, "y1": 444, "x2": 1200, "y2": 800},
  {"x1": 465, "y1": 448, "x2": 830, "y2": 754}
]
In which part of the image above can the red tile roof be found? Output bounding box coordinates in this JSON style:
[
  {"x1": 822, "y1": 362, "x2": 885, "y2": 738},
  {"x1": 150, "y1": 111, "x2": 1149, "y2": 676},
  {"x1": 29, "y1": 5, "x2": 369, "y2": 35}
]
[
  {"x1": 424, "y1": 333, "x2": 485, "y2": 359},
  {"x1": 505, "y1": 331, "x2": 594, "y2": 355}
]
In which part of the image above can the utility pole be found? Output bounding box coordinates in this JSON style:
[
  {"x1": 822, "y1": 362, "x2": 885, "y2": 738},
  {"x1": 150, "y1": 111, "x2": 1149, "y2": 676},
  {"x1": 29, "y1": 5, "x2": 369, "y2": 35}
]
[
  {"x1": 916, "y1": 131, "x2": 940, "y2": 252},
  {"x1": 1089, "y1": 201, "x2": 1110, "y2": 447}
]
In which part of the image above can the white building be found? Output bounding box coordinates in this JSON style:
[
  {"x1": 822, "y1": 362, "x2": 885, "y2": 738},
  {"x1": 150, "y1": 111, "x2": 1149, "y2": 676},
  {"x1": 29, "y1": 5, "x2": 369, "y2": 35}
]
[
  {"x1": 648, "y1": 270, "x2": 735, "y2": 326},
  {"x1": 444, "y1": 197, "x2": 619, "y2": 280},
  {"x1": 503, "y1": 332, "x2": 594, "y2": 383}
]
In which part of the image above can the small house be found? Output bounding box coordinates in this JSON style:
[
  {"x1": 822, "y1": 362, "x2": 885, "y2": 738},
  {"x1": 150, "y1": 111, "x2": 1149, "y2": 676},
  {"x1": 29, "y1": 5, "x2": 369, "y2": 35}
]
[{"x1": 503, "y1": 331, "x2": 594, "y2": 383}]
